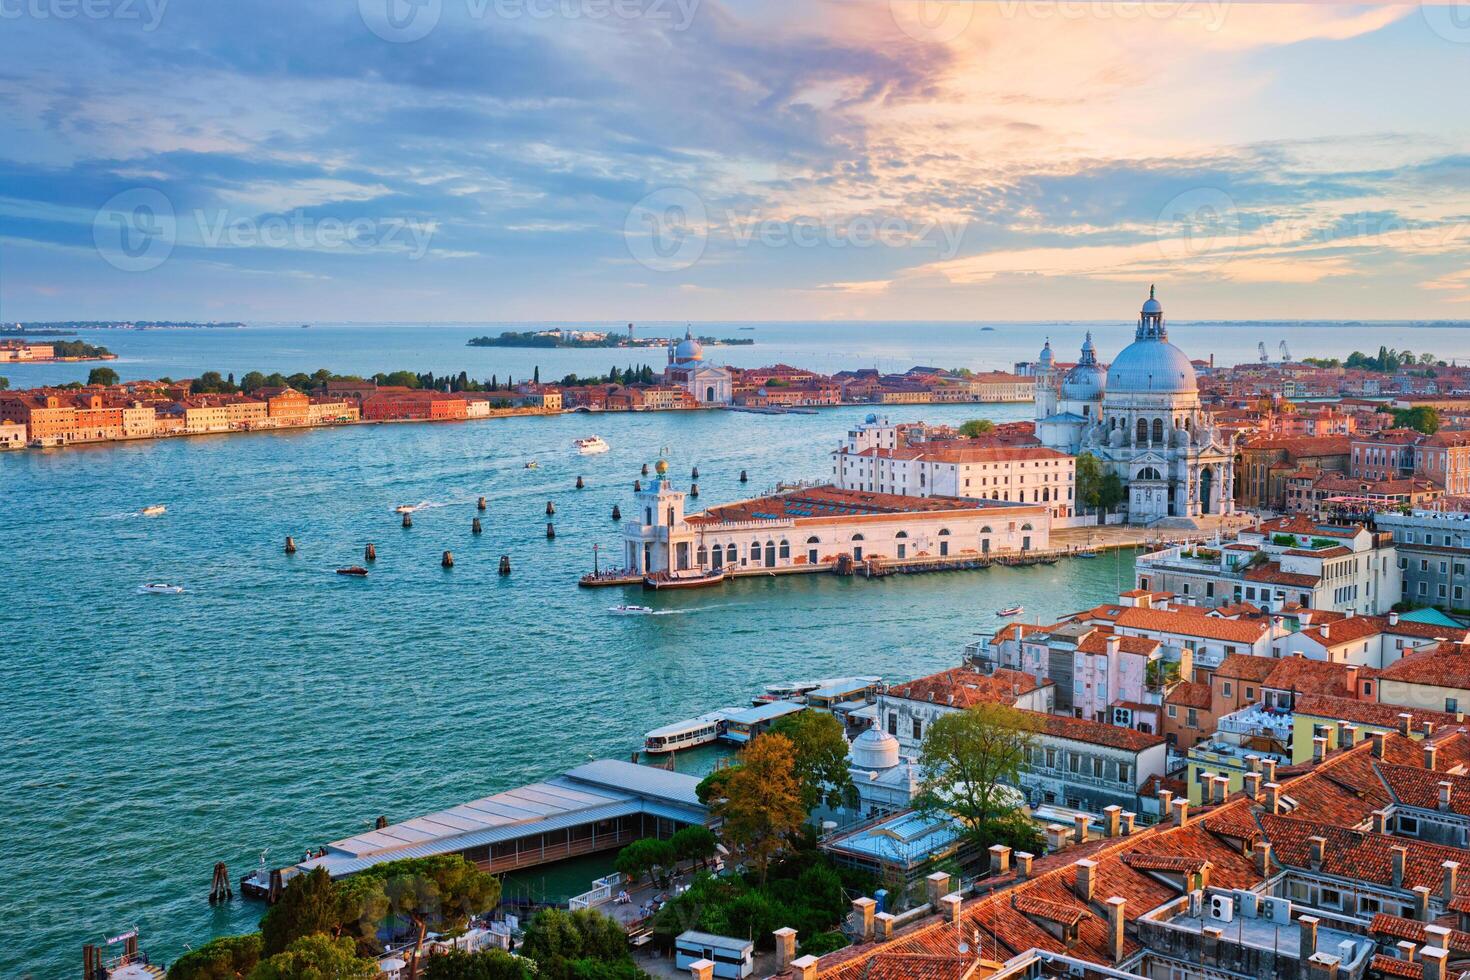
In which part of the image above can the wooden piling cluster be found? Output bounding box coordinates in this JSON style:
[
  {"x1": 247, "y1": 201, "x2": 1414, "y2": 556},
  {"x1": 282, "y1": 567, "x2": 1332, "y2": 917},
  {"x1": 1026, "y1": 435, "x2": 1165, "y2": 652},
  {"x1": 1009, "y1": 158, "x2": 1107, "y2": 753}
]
[{"x1": 209, "y1": 861, "x2": 233, "y2": 904}]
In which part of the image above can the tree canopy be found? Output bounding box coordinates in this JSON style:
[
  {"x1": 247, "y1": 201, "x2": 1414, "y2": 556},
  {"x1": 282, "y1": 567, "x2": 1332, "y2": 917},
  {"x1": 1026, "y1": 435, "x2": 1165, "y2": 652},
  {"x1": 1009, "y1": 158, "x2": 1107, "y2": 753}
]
[
  {"x1": 166, "y1": 933, "x2": 262, "y2": 980},
  {"x1": 916, "y1": 703, "x2": 1041, "y2": 833},
  {"x1": 769, "y1": 710, "x2": 858, "y2": 811},
  {"x1": 710, "y1": 733, "x2": 807, "y2": 885},
  {"x1": 1389, "y1": 406, "x2": 1440, "y2": 434},
  {"x1": 958, "y1": 418, "x2": 996, "y2": 438},
  {"x1": 422, "y1": 949, "x2": 533, "y2": 980},
  {"x1": 248, "y1": 934, "x2": 377, "y2": 980},
  {"x1": 519, "y1": 909, "x2": 642, "y2": 980},
  {"x1": 88, "y1": 366, "x2": 120, "y2": 386},
  {"x1": 1075, "y1": 452, "x2": 1125, "y2": 515}
]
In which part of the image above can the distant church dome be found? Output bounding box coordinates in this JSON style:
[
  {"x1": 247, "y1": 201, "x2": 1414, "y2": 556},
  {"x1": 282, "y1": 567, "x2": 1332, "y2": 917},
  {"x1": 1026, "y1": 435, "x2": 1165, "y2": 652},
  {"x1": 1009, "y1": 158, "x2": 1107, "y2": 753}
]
[
  {"x1": 849, "y1": 727, "x2": 900, "y2": 770},
  {"x1": 1106, "y1": 286, "x2": 1197, "y2": 395},
  {"x1": 673, "y1": 327, "x2": 703, "y2": 364},
  {"x1": 1038, "y1": 340, "x2": 1054, "y2": 369},
  {"x1": 1061, "y1": 331, "x2": 1106, "y2": 401}
]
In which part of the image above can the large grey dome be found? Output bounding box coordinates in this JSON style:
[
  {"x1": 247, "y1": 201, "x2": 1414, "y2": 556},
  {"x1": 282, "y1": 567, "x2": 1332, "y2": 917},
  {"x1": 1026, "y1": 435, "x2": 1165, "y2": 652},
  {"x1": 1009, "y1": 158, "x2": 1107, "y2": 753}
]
[{"x1": 1106, "y1": 287, "x2": 1197, "y2": 394}]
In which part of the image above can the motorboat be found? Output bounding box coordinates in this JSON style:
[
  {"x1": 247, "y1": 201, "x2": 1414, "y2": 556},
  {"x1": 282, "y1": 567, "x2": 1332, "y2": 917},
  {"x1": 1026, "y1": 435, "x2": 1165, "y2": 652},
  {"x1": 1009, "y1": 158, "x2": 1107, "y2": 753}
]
[
  {"x1": 336, "y1": 566, "x2": 369, "y2": 577},
  {"x1": 140, "y1": 505, "x2": 167, "y2": 516},
  {"x1": 139, "y1": 583, "x2": 184, "y2": 594},
  {"x1": 610, "y1": 604, "x2": 655, "y2": 615},
  {"x1": 393, "y1": 504, "x2": 414, "y2": 514},
  {"x1": 574, "y1": 436, "x2": 610, "y2": 455},
  {"x1": 996, "y1": 605, "x2": 1024, "y2": 617},
  {"x1": 524, "y1": 460, "x2": 539, "y2": 469}
]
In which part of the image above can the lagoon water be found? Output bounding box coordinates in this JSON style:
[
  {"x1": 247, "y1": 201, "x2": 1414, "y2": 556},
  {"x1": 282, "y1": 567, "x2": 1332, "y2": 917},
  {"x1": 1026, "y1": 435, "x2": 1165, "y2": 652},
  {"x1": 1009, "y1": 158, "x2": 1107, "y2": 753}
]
[{"x1": 1, "y1": 319, "x2": 1456, "y2": 976}]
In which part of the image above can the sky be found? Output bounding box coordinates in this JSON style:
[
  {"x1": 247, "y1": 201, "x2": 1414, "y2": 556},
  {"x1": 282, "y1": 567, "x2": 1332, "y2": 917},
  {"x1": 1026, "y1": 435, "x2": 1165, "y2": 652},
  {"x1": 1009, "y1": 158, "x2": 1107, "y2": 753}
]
[{"x1": 0, "y1": 0, "x2": 1468, "y2": 322}]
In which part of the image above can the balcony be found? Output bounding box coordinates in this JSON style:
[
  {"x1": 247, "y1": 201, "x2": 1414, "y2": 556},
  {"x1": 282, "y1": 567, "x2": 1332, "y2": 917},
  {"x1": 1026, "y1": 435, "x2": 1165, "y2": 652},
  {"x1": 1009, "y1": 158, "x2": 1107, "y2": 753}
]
[{"x1": 1216, "y1": 705, "x2": 1294, "y2": 741}]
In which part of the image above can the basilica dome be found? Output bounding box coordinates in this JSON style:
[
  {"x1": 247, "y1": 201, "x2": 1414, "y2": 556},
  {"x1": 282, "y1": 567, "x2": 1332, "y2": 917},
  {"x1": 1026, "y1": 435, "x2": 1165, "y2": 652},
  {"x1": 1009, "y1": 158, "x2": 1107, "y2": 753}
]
[
  {"x1": 673, "y1": 327, "x2": 703, "y2": 363},
  {"x1": 1105, "y1": 287, "x2": 1197, "y2": 395},
  {"x1": 1061, "y1": 332, "x2": 1106, "y2": 401}
]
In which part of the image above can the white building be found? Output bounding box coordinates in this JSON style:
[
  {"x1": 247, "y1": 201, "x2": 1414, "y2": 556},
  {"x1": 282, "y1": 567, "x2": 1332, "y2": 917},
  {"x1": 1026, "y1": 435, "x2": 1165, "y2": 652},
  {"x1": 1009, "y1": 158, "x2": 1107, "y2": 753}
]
[
  {"x1": 663, "y1": 328, "x2": 732, "y2": 405},
  {"x1": 1035, "y1": 288, "x2": 1236, "y2": 526}
]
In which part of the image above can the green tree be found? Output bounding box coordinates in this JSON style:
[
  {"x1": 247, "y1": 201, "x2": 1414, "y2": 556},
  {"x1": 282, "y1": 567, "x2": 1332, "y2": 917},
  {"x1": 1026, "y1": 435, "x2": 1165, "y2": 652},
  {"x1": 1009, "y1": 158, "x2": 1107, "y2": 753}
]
[
  {"x1": 365, "y1": 855, "x2": 501, "y2": 980},
  {"x1": 521, "y1": 908, "x2": 635, "y2": 980},
  {"x1": 88, "y1": 366, "x2": 120, "y2": 386},
  {"x1": 423, "y1": 949, "x2": 533, "y2": 980},
  {"x1": 1098, "y1": 471, "x2": 1125, "y2": 514},
  {"x1": 1390, "y1": 406, "x2": 1440, "y2": 434},
  {"x1": 167, "y1": 934, "x2": 262, "y2": 980},
  {"x1": 247, "y1": 934, "x2": 376, "y2": 980},
  {"x1": 958, "y1": 419, "x2": 995, "y2": 438},
  {"x1": 567, "y1": 960, "x2": 649, "y2": 980},
  {"x1": 769, "y1": 710, "x2": 858, "y2": 811},
  {"x1": 240, "y1": 371, "x2": 268, "y2": 393},
  {"x1": 711, "y1": 733, "x2": 807, "y2": 885},
  {"x1": 669, "y1": 825, "x2": 717, "y2": 870},
  {"x1": 695, "y1": 766, "x2": 738, "y2": 806},
  {"x1": 260, "y1": 867, "x2": 342, "y2": 956},
  {"x1": 0, "y1": 376, "x2": 8, "y2": 390},
  {"x1": 915, "y1": 703, "x2": 1040, "y2": 834},
  {"x1": 613, "y1": 837, "x2": 676, "y2": 887}
]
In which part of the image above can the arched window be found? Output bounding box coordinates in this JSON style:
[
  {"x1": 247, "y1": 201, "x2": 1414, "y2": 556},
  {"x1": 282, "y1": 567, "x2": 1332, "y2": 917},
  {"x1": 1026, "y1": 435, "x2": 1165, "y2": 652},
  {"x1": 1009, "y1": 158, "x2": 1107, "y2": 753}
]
[
  {"x1": 938, "y1": 529, "x2": 950, "y2": 536},
  {"x1": 1136, "y1": 418, "x2": 1148, "y2": 443},
  {"x1": 806, "y1": 535, "x2": 820, "y2": 544},
  {"x1": 1152, "y1": 418, "x2": 1164, "y2": 443},
  {"x1": 852, "y1": 533, "x2": 865, "y2": 541},
  {"x1": 705, "y1": 385, "x2": 715, "y2": 402},
  {"x1": 711, "y1": 544, "x2": 724, "y2": 568},
  {"x1": 1184, "y1": 417, "x2": 1192, "y2": 431},
  {"x1": 764, "y1": 540, "x2": 777, "y2": 566},
  {"x1": 779, "y1": 539, "x2": 790, "y2": 559},
  {"x1": 980, "y1": 526, "x2": 992, "y2": 534},
  {"x1": 1138, "y1": 466, "x2": 1162, "y2": 481},
  {"x1": 1042, "y1": 487, "x2": 1050, "y2": 502},
  {"x1": 750, "y1": 542, "x2": 760, "y2": 562},
  {"x1": 1021, "y1": 522, "x2": 1034, "y2": 531},
  {"x1": 895, "y1": 531, "x2": 909, "y2": 538},
  {"x1": 696, "y1": 545, "x2": 708, "y2": 566}
]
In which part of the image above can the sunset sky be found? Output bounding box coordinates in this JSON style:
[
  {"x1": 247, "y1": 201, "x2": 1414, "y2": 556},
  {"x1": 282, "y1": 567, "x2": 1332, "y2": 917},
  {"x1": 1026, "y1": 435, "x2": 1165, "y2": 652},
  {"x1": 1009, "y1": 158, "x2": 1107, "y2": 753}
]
[{"x1": 1, "y1": 0, "x2": 1468, "y2": 321}]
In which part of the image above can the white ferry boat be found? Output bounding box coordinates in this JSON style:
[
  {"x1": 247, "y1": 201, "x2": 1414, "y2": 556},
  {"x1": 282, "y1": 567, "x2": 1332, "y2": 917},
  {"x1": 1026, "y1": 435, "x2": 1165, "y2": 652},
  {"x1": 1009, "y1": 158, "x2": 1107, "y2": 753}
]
[
  {"x1": 643, "y1": 710, "x2": 734, "y2": 753},
  {"x1": 574, "y1": 436, "x2": 610, "y2": 455}
]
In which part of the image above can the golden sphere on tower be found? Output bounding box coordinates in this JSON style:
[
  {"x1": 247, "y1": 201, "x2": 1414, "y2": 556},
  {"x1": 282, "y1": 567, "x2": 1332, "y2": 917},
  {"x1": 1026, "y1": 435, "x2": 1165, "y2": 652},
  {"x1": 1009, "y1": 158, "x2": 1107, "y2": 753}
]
[{"x1": 654, "y1": 459, "x2": 669, "y2": 475}]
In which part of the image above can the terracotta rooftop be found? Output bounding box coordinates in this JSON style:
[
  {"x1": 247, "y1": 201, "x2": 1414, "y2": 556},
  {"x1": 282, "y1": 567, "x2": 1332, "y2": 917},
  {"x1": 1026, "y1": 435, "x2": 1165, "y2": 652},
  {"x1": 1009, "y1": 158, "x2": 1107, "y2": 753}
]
[
  {"x1": 1075, "y1": 631, "x2": 1160, "y2": 656},
  {"x1": 1112, "y1": 607, "x2": 1269, "y2": 644},
  {"x1": 884, "y1": 667, "x2": 1047, "y2": 709},
  {"x1": 1164, "y1": 680, "x2": 1212, "y2": 710},
  {"x1": 1380, "y1": 641, "x2": 1470, "y2": 688},
  {"x1": 1261, "y1": 655, "x2": 1378, "y2": 697},
  {"x1": 1297, "y1": 616, "x2": 1468, "y2": 649},
  {"x1": 688, "y1": 485, "x2": 1038, "y2": 525},
  {"x1": 1030, "y1": 710, "x2": 1165, "y2": 752},
  {"x1": 1378, "y1": 762, "x2": 1470, "y2": 815},
  {"x1": 1243, "y1": 561, "x2": 1321, "y2": 588},
  {"x1": 1214, "y1": 653, "x2": 1279, "y2": 682},
  {"x1": 1293, "y1": 694, "x2": 1464, "y2": 732}
]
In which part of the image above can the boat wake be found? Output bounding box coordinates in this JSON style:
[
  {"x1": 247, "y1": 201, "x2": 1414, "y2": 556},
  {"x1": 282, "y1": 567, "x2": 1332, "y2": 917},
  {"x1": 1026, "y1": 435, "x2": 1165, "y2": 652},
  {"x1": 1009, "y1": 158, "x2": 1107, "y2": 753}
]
[{"x1": 391, "y1": 500, "x2": 451, "y2": 514}]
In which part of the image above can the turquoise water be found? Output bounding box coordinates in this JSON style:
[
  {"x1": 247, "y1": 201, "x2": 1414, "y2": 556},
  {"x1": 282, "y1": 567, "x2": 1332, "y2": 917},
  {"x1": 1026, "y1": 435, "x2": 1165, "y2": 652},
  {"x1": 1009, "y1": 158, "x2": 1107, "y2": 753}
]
[{"x1": 0, "y1": 335, "x2": 1160, "y2": 977}]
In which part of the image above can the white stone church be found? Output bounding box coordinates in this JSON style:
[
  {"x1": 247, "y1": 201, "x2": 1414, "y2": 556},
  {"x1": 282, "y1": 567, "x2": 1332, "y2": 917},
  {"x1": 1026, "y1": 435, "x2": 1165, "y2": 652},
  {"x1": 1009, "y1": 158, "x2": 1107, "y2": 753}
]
[{"x1": 1034, "y1": 288, "x2": 1236, "y2": 526}]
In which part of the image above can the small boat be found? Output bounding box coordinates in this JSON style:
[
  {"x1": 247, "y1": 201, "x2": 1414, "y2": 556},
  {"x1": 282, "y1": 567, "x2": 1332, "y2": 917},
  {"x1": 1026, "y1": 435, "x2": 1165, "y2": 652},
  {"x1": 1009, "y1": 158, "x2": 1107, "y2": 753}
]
[
  {"x1": 336, "y1": 566, "x2": 369, "y2": 576},
  {"x1": 140, "y1": 504, "x2": 167, "y2": 516},
  {"x1": 139, "y1": 583, "x2": 184, "y2": 594},
  {"x1": 610, "y1": 604, "x2": 655, "y2": 615},
  {"x1": 524, "y1": 461, "x2": 539, "y2": 470},
  {"x1": 574, "y1": 436, "x2": 610, "y2": 455},
  {"x1": 1075, "y1": 550, "x2": 1100, "y2": 559},
  {"x1": 996, "y1": 605, "x2": 1024, "y2": 617},
  {"x1": 643, "y1": 568, "x2": 727, "y2": 590},
  {"x1": 393, "y1": 504, "x2": 414, "y2": 514}
]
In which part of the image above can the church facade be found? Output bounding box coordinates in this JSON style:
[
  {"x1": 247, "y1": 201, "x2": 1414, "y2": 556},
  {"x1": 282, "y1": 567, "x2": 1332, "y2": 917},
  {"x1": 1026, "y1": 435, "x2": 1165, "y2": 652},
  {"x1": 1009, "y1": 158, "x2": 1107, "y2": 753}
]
[
  {"x1": 1035, "y1": 288, "x2": 1236, "y2": 526},
  {"x1": 663, "y1": 328, "x2": 733, "y2": 405}
]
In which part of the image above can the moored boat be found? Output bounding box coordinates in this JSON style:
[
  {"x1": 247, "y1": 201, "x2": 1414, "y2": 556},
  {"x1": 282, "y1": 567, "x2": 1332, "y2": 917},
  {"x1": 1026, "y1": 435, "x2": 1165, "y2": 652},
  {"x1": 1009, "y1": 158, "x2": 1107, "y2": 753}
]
[
  {"x1": 643, "y1": 711, "x2": 731, "y2": 753},
  {"x1": 643, "y1": 568, "x2": 727, "y2": 590},
  {"x1": 336, "y1": 566, "x2": 369, "y2": 577},
  {"x1": 996, "y1": 605, "x2": 1024, "y2": 617}
]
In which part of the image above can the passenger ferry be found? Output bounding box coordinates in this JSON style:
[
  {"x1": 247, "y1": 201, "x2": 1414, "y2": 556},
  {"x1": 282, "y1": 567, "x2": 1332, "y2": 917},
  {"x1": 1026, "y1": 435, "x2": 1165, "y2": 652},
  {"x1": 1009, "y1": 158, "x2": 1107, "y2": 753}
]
[
  {"x1": 644, "y1": 710, "x2": 734, "y2": 753},
  {"x1": 574, "y1": 436, "x2": 610, "y2": 455}
]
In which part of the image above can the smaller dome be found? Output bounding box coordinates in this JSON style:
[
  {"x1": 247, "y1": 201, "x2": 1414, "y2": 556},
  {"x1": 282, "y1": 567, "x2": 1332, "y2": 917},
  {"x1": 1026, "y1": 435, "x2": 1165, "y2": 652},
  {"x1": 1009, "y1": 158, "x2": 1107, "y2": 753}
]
[
  {"x1": 1141, "y1": 283, "x2": 1162, "y2": 315},
  {"x1": 655, "y1": 459, "x2": 669, "y2": 475},
  {"x1": 673, "y1": 327, "x2": 703, "y2": 363},
  {"x1": 849, "y1": 727, "x2": 900, "y2": 770},
  {"x1": 1038, "y1": 340, "x2": 1054, "y2": 367}
]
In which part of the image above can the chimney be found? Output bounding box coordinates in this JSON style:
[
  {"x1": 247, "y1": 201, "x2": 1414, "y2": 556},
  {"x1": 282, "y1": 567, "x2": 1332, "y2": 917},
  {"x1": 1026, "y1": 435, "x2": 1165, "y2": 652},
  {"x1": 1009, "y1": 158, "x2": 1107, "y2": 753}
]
[
  {"x1": 1015, "y1": 852, "x2": 1034, "y2": 878},
  {"x1": 1300, "y1": 915, "x2": 1320, "y2": 957},
  {"x1": 1421, "y1": 947, "x2": 1449, "y2": 980},
  {"x1": 1075, "y1": 813, "x2": 1090, "y2": 845},
  {"x1": 1202, "y1": 926, "x2": 1223, "y2": 961},
  {"x1": 1265, "y1": 782, "x2": 1283, "y2": 815},
  {"x1": 1172, "y1": 798, "x2": 1190, "y2": 827},
  {"x1": 1415, "y1": 887, "x2": 1433, "y2": 922},
  {"x1": 875, "y1": 912, "x2": 895, "y2": 941},
  {"x1": 1425, "y1": 744, "x2": 1439, "y2": 771},
  {"x1": 1423, "y1": 721, "x2": 1437, "y2": 737},
  {"x1": 1372, "y1": 731, "x2": 1387, "y2": 759},
  {"x1": 1390, "y1": 611, "x2": 1401, "y2": 626},
  {"x1": 1307, "y1": 953, "x2": 1340, "y2": 980},
  {"x1": 1309, "y1": 836, "x2": 1326, "y2": 870},
  {"x1": 1076, "y1": 859, "x2": 1097, "y2": 902},
  {"x1": 1107, "y1": 896, "x2": 1127, "y2": 964},
  {"x1": 1244, "y1": 772, "x2": 1263, "y2": 799},
  {"x1": 1046, "y1": 823, "x2": 1070, "y2": 852},
  {"x1": 1373, "y1": 810, "x2": 1389, "y2": 834},
  {"x1": 1179, "y1": 647, "x2": 1195, "y2": 684},
  {"x1": 1121, "y1": 811, "x2": 1136, "y2": 835},
  {"x1": 1213, "y1": 775, "x2": 1231, "y2": 804},
  {"x1": 1443, "y1": 861, "x2": 1460, "y2": 903},
  {"x1": 1400, "y1": 712, "x2": 1414, "y2": 736},
  {"x1": 1157, "y1": 788, "x2": 1174, "y2": 817},
  {"x1": 1107, "y1": 634, "x2": 1121, "y2": 655},
  {"x1": 1397, "y1": 940, "x2": 1418, "y2": 962},
  {"x1": 852, "y1": 897, "x2": 876, "y2": 940},
  {"x1": 791, "y1": 955, "x2": 820, "y2": 980},
  {"x1": 1392, "y1": 846, "x2": 1408, "y2": 887},
  {"x1": 1312, "y1": 736, "x2": 1328, "y2": 763},
  {"x1": 989, "y1": 844, "x2": 1012, "y2": 875},
  {"x1": 926, "y1": 871, "x2": 951, "y2": 909},
  {"x1": 1262, "y1": 757, "x2": 1278, "y2": 783},
  {"x1": 773, "y1": 928, "x2": 797, "y2": 970},
  {"x1": 940, "y1": 893, "x2": 963, "y2": 925},
  {"x1": 1254, "y1": 840, "x2": 1273, "y2": 876},
  {"x1": 1345, "y1": 665, "x2": 1360, "y2": 698},
  {"x1": 1439, "y1": 780, "x2": 1453, "y2": 812},
  {"x1": 1104, "y1": 804, "x2": 1122, "y2": 838},
  {"x1": 1247, "y1": 754, "x2": 1262, "y2": 773},
  {"x1": 1339, "y1": 722, "x2": 1358, "y2": 749}
]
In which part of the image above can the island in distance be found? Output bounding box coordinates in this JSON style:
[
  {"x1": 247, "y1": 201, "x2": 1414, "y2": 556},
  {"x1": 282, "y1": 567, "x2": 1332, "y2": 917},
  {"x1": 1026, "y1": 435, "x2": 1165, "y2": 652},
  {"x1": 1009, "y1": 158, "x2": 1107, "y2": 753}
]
[{"x1": 468, "y1": 326, "x2": 754, "y2": 349}]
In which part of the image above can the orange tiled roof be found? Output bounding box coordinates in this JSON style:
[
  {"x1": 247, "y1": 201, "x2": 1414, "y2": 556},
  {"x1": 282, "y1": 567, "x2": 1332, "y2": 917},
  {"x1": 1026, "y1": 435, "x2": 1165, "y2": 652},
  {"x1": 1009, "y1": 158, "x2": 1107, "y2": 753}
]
[
  {"x1": 1299, "y1": 617, "x2": 1469, "y2": 649},
  {"x1": 1164, "y1": 681, "x2": 1211, "y2": 709},
  {"x1": 1032, "y1": 711, "x2": 1165, "y2": 752},
  {"x1": 1378, "y1": 762, "x2": 1470, "y2": 815},
  {"x1": 688, "y1": 485, "x2": 1033, "y2": 525},
  {"x1": 1261, "y1": 813, "x2": 1470, "y2": 894},
  {"x1": 1113, "y1": 607, "x2": 1268, "y2": 644},
  {"x1": 1293, "y1": 694, "x2": 1464, "y2": 732},
  {"x1": 1243, "y1": 562, "x2": 1321, "y2": 588},
  {"x1": 1261, "y1": 655, "x2": 1378, "y2": 697},
  {"x1": 1076, "y1": 631, "x2": 1160, "y2": 656},
  {"x1": 1214, "y1": 653, "x2": 1278, "y2": 682},
  {"x1": 885, "y1": 668, "x2": 1047, "y2": 709},
  {"x1": 1381, "y1": 641, "x2": 1470, "y2": 688}
]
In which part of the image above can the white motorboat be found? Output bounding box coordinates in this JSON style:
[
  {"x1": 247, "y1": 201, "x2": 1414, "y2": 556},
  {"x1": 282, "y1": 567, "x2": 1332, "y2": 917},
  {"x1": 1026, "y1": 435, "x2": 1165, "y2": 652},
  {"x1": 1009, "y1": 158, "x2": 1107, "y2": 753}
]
[
  {"x1": 996, "y1": 605, "x2": 1024, "y2": 617},
  {"x1": 139, "y1": 583, "x2": 185, "y2": 594},
  {"x1": 140, "y1": 505, "x2": 167, "y2": 516},
  {"x1": 610, "y1": 604, "x2": 655, "y2": 615},
  {"x1": 574, "y1": 436, "x2": 610, "y2": 455}
]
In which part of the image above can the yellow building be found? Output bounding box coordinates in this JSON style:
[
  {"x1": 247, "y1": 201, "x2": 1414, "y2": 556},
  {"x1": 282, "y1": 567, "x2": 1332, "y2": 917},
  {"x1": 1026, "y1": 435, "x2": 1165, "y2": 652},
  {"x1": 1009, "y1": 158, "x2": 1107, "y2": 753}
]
[{"x1": 1290, "y1": 693, "x2": 1463, "y2": 763}]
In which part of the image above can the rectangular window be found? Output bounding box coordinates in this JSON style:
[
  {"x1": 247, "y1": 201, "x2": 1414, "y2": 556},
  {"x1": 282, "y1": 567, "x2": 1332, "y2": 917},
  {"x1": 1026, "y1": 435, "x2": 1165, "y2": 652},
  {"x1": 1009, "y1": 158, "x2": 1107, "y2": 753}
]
[
  {"x1": 887, "y1": 713, "x2": 897, "y2": 736},
  {"x1": 1118, "y1": 763, "x2": 1130, "y2": 784},
  {"x1": 1222, "y1": 681, "x2": 1233, "y2": 698},
  {"x1": 1398, "y1": 815, "x2": 1420, "y2": 835},
  {"x1": 912, "y1": 719, "x2": 922, "y2": 740},
  {"x1": 1045, "y1": 748, "x2": 1057, "y2": 768},
  {"x1": 1448, "y1": 698, "x2": 1459, "y2": 713}
]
